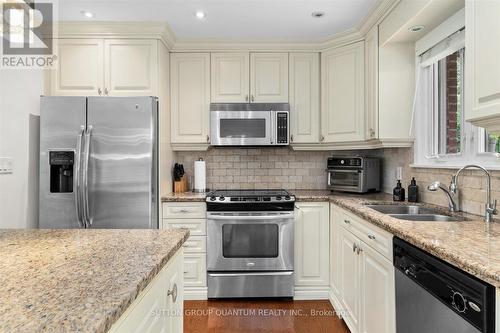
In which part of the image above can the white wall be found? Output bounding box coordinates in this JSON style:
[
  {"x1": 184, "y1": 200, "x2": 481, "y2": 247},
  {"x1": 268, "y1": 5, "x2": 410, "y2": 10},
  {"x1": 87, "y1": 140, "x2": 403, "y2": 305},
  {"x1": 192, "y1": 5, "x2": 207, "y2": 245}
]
[{"x1": 0, "y1": 69, "x2": 44, "y2": 228}]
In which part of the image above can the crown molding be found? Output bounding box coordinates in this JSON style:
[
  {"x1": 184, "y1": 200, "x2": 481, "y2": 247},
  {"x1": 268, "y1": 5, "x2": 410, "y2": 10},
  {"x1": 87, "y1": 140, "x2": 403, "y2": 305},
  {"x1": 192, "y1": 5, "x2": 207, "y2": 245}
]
[
  {"x1": 56, "y1": 21, "x2": 177, "y2": 50},
  {"x1": 55, "y1": 0, "x2": 397, "y2": 52}
]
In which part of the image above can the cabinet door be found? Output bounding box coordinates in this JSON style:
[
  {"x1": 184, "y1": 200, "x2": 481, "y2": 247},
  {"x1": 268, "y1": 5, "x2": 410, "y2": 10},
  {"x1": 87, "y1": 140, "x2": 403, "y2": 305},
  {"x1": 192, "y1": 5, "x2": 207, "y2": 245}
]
[
  {"x1": 170, "y1": 53, "x2": 210, "y2": 144},
  {"x1": 360, "y1": 241, "x2": 395, "y2": 333},
  {"x1": 329, "y1": 204, "x2": 342, "y2": 298},
  {"x1": 289, "y1": 53, "x2": 320, "y2": 143},
  {"x1": 50, "y1": 39, "x2": 104, "y2": 96},
  {"x1": 183, "y1": 253, "x2": 207, "y2": 287},
  {"x1": 339, "y1": 227, "x2": 361, "y2": 332},
  {"x1": 211, "y1": 53, "x2": 250, "y2": 103},
  {"x1": 465, "y1": 0, "x2": 500, "y2": 133},
  {"x1": 365, "y1": 26, "x2": 379, "y2": 140},
  {"x1": 294, "y1": 202, "x2": 329, "y2": 286},
  {"x1": 104, "y1": 39, "x2": 158, "y2": 96},
  {"x1": 166, "y1": 251, "x2": 184, "y2": 333},
  {"x1": 250, "y1": 53, "x2": 289, "y2": 103},
  {"x1": 321, "y1": 42, "x2": 365, "y2": 142}
]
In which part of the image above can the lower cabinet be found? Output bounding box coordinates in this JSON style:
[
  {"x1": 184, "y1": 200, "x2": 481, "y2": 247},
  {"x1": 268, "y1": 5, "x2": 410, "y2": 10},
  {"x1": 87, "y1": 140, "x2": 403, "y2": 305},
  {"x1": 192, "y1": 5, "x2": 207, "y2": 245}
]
[
  {"x1": 162, "y1": 202, "x2": 208, "y2": 300},
  {"x1": 108, "y1": 249, "x2": 184, "y2": 333},
  {"x1": 331, "y1": 204, "x2": 395, "y2": 333},
  {"x1": 294, "y1": 202, "x2": 330, "y2": 298}
]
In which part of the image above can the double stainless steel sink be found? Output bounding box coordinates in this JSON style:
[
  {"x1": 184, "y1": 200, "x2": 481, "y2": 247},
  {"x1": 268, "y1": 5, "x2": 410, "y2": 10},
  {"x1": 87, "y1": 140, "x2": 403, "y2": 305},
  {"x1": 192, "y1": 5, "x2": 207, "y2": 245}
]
[{"x1": 365, "y1": 204, "x2": 463, "y2": 222}]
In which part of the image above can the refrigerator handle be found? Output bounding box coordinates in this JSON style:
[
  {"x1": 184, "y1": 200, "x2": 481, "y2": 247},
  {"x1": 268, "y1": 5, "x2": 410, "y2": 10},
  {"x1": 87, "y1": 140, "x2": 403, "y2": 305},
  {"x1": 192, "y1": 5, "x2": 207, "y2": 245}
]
[
  {"x1": 74, "y1": 126, "x2": 85, "y2": 228},
  {"x1": 82, "y1": 125, "x2": 93, "y2": 227}
]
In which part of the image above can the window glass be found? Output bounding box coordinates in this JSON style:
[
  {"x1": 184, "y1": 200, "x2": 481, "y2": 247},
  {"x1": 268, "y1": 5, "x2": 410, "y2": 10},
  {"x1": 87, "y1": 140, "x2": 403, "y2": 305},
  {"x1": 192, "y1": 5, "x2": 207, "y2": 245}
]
[{"x1": 483, "y1": 131, "x2": 500, "y2": 154}]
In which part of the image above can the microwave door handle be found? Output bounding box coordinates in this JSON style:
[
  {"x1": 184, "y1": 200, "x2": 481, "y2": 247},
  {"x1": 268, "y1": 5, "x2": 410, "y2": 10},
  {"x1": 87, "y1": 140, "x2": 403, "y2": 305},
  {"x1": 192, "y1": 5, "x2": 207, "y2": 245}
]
[
  {"x1": 327, "y1": 172, "x2": 331, "y2": 186},
  {"x1": 270, "y1": 111, "x2": 274, "y2": 145}
]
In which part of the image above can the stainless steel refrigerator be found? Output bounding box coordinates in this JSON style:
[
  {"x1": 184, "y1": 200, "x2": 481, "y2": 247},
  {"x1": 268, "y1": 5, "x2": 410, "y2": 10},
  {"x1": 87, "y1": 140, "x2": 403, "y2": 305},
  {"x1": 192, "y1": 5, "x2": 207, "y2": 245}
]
[{"x1": 39, "y1": 96, "x2": 158, "y2": 229}]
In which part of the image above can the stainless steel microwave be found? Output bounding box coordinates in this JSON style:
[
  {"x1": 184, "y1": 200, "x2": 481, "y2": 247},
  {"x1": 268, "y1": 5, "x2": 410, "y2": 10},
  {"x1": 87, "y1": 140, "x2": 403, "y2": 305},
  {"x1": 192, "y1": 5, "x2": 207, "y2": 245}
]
[{"x1": 210, "y1": 103, "x2": 289, "y2": 146}]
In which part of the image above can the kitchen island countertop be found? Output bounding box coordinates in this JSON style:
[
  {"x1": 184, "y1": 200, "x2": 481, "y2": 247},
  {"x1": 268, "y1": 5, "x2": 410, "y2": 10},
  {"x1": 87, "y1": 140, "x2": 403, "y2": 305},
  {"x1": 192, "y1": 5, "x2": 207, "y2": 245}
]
[{"x1": 0, "y1": 228, "x2": 189, "y2": 333}]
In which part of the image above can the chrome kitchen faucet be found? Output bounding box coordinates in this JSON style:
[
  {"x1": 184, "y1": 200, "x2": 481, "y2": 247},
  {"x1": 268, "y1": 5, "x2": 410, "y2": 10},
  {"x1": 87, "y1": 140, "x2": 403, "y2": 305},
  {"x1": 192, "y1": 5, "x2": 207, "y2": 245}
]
[{"x1": 427, "y1": 164, "x2": 497, "y2": 223}]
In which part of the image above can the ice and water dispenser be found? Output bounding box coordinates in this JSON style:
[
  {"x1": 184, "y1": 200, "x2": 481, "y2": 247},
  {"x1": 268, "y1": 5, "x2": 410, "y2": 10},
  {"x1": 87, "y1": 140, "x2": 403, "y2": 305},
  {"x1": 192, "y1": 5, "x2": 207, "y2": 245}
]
[{"x1": 49, "y1": 151, "x2": 74, "y2": 193}]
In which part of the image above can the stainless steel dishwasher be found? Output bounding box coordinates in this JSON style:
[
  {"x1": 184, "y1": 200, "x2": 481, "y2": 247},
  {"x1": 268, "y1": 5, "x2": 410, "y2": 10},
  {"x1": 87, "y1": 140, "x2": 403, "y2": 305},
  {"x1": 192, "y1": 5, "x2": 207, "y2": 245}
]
[{"x1": 393, "y1": 237, "x2": 495, "y2": 333}]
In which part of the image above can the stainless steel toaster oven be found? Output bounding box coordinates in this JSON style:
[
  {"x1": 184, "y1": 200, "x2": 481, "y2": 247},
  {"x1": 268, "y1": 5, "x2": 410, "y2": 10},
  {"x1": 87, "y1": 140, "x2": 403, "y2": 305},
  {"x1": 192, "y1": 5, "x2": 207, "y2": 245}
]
[{"x1": 327, "y1": 156, "x2": 380, "y2": 193}]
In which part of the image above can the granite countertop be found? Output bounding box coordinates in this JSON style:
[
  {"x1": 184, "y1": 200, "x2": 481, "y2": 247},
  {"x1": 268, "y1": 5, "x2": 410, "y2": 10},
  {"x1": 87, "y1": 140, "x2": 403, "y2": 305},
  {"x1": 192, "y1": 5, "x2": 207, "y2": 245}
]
[
  {"x1": 162, "y1": 191, "x2": 206, "y2": 202},
  {"x1": 0, "y1": 228, "x2": 189, "y2": 333},
  {"x1": 162, "y1": 189, "x2": 500, "y2": 288}
]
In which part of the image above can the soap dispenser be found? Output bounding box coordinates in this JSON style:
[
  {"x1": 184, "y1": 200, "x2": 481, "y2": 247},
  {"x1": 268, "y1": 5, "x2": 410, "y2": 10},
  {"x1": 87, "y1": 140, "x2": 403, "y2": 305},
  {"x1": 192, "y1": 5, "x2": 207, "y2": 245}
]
[
  {"x1": 408, "y1": 177, "x2": 419, "y2": 203},
  {"x1": 393, "y1": 180, "x2": 405, "y2": 202}
]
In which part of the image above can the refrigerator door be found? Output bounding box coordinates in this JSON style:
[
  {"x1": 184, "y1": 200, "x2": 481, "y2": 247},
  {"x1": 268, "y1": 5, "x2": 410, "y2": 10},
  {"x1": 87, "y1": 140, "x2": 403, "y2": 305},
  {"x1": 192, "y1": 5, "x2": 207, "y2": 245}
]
[
  {"x1": 39, "y1": 96, "x2": 87, "y2": 228},
  {"x1": 86, "y1": 97, "x2": 158, "y2": 229}
]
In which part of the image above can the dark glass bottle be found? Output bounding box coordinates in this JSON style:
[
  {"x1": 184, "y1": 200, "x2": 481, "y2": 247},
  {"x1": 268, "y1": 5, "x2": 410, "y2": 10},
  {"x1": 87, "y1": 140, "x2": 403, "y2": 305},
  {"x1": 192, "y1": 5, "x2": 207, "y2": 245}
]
[
  {"x1": 393, "y1": 180, "x2": 405, "y2": 202},
  {"x1": 408, "y1": 177, "x2": 419, "y2": 203}
]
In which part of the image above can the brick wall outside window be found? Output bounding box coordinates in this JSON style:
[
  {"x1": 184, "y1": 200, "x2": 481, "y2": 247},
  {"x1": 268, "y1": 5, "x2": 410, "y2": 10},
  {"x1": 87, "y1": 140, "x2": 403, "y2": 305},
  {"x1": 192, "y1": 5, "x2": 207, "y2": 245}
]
[{"x1": 445, "y1": 52, "x2": 460, "y2": 154}]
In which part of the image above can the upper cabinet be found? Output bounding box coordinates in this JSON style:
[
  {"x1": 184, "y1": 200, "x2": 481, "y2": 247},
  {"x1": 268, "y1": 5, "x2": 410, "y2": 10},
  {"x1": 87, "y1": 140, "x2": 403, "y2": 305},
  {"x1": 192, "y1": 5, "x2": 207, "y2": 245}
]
[
  {"x1": 465, "y1": 0, "x2": 500, "y2": 134},
  {"x1": 211, "y1": 52, "x2": 289, "y2": 103},
  {"x1": 211, "y1": 53, "x2": 250, "y2": 103},
  {"x1": 48, "y1": 39, "x2": 158, "y2": 97},
  {"x1": 49, "y1": 39, "x2": 104, "y2": 96},
  {"x1": 104, "y1": 39, "x2": 158, "y2": 97},
  {"x1": 250, "y1": 53, "x2": 289, "y2": 103},
  {"x1": 321, "y1": 42, "x2": 365, "y2": 143},
  {"x1": 365, "y1": 26, "x2": 379, "y2": 141},
  {"x1": 289, "y1": 53, "x2": 320, "y2": 144},
  {"x1": 170, "y1": 53, "x2": 211, "y2": 144}
]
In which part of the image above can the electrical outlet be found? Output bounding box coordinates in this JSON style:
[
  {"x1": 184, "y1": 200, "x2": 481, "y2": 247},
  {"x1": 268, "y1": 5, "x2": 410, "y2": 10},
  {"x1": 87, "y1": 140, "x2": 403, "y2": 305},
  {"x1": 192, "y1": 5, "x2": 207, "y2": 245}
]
[
  {"x1": 0, "y1": 157, "x2": 13, "y2": 174},
  {"x1": 396, "y1": 166, "x2": 403, "y2": 181}
]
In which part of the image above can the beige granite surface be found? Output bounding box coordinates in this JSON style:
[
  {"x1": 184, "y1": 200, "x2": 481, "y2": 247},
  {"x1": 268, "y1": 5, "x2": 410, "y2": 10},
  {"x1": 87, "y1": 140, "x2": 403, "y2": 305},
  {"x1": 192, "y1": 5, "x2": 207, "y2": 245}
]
[
  {"x1": 162, "y1": 191, "x2": 206, "y2": 202},
  {"x1": 0, "y1": 229, "x2": 189, "y2": 333},
  {"x1": 162, "y1": 190, "x2": 500, "y2": 287}
]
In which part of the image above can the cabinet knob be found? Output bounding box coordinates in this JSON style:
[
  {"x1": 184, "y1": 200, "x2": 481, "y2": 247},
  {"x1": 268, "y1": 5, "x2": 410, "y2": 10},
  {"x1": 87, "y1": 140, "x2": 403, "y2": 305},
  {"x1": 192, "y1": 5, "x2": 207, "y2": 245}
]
[
  {"x1": 290, "y1": 135, "x2": 294, "y2": 143},
  {"x1": 167, "y1": 283, "x2": 178, "y2": 303},
  {"x1": 320, "y1": 135, "x2": 325, "y2": 142},
  {"x1": 368, "y1": 234, "x2": 376, "y2": 240},
  {"x1": 344, "y1": 219, "x2": 350, "y2": 224},
  {"x1": 104, "y1": 87, "x2": 109, "y2": 96},
  {"x1": 97, "y1": 88, "x2": 102, "y2": 96},
  {"x1": 352, "y1": 243, "x2": 357, "y2": 252},
  {"x1": 251, "y1": 95, "x2": 255, "y2": 102},
  {"x1": 206, "y1": 135, "x2": 210, "y2": 143},
  {"x1": 245, "y1": 95, "x2": 249, "y2": 102},
  {"x1": 357, "y1": 246, "x2": 363, "y2": 255}
]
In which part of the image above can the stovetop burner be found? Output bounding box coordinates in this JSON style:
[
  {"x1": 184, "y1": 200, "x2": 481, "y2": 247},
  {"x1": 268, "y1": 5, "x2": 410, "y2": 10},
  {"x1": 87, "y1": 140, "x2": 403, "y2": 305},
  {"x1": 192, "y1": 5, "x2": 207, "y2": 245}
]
[{"x1": 206, "y1": 189, "x2": 295, "y2": 211}]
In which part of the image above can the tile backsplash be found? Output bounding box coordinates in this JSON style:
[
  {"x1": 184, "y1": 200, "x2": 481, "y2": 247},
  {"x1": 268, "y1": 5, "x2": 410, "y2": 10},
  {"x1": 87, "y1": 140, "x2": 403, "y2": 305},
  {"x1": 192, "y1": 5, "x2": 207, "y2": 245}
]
[{"x1": 174, "y1": 146, "x2": 500, "y2": 217}]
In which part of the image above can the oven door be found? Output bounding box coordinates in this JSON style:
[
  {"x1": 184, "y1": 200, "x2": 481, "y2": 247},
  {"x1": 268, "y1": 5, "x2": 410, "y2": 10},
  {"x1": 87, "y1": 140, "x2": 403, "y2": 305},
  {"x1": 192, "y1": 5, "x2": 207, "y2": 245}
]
[
  {"x1": 328, "y1": 168, "x2": 364, "y2": 192},
  {"x1": 207, "y1": 211, "x2": 294, "y2": 271},
  {"x1": 210, "y1": 111, "x2": 272, "y2": 146}
]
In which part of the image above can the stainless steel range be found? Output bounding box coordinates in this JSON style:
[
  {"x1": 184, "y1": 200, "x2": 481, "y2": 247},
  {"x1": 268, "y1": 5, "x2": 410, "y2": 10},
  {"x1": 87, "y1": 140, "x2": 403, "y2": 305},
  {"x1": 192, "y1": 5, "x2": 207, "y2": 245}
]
[{"x1": 206, "y1": 189, "x2": 295, "y2": 298}]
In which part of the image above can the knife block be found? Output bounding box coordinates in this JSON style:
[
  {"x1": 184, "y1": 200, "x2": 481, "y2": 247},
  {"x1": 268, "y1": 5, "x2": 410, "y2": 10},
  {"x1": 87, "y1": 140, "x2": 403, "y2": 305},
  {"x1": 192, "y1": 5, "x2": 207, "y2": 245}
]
[{"x1": 173, "y1": 176, "x2": 188, "y2": 193}]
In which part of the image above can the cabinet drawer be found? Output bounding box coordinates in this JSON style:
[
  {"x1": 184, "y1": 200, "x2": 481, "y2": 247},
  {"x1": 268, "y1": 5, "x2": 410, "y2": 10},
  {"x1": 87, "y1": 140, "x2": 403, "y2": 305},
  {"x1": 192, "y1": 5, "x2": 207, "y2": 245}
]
[
  {"x1": 164, "y1": 219, "x2": 206, "y2": 236},
  {"x1": 163, "y1": 202, "x2": 206, "y2": 219},
  {"x1": 337, "y1": 207, "x2": 393, "y2": 260},
  {"x1": 183, "y1": 253, "x2": 207, "y2": 287},
  {"x1": 182, "y1": 236, "x2": 207, "y2": 253}
]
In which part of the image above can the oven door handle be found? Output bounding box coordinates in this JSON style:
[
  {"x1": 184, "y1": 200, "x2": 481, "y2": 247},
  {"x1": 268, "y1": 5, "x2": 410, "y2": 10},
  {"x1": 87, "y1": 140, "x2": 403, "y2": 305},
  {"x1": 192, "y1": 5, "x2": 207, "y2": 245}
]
[
  {"x1": 207, "y1": 212, "x2": 294, "y2": 221},
  {"x1": 209, "y1": 271, "x2": 293, "y2": 277}
]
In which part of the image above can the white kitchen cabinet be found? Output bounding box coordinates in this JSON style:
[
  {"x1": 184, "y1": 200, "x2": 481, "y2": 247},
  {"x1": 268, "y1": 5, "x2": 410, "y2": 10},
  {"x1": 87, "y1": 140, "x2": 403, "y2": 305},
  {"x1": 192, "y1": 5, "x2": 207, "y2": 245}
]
[
  {"x1": 162, "y1": 202, "x2": 207, "y2": 300},
  {"x1": 104, "y1": 39, "x2": 158, "y2": 96},
  {"x1": 321, "y1": 42, "x2": 365, "y2": 143},
  {"x1": 329, "y1": 203, "x2": 342, "y2": 301},
  {"x1": 289, "y1": 53, "x2": 320, "y2": 144},
  {"x1": 211, "y1": 53, "x2": 250, "y2": 103},
  {"x1": 250, "y1": 53, "x2": 289, "y2": 103},
  {"x1": 365, "y1": 26, "x2": 379, "y2": 140},
  {"x1": 294, "y1": 202, "x2": 329, "y2": 287},
  {"x1": 360, "y1": 240, "x2": 395, "y2": 333},
  {"x1": 339, "y1": 226, "x2": 361, "y2": 332},
  {"x1": 108, "y1": 249, "x2": 183, "y2": 333},
  {"x1": 50, "y1": 39, "x2": 104, "y2": 96},
  {"x1": 170, "y1": 53, "x2": 211, "y2": 144},
  {"x1": 48, "y1": 39, "x2": 159, "y2": 97},
  {"x1": 465, "y1": 0, "x2": 500, "y2": 134}
]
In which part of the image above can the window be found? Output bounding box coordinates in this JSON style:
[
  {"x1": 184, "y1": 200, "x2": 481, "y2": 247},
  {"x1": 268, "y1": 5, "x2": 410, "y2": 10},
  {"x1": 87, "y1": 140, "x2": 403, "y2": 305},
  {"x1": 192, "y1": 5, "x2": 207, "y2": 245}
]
[{"x1": 414, "y1": 29, "x2": 500, "y2": 168}]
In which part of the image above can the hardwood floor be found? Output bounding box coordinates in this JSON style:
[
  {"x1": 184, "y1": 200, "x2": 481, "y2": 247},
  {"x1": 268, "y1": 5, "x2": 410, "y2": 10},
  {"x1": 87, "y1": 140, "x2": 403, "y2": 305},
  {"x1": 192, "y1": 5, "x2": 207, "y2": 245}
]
[{"x1": 184, "y1": 300, "x2": 350, "y2": 333}]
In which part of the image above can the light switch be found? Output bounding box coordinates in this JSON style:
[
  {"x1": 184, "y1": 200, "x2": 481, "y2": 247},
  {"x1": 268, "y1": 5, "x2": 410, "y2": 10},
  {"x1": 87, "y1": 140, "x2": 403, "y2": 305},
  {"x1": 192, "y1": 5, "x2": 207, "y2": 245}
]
[{"x1": 0, "y1": 157, "x2": 13, "y2": 174}]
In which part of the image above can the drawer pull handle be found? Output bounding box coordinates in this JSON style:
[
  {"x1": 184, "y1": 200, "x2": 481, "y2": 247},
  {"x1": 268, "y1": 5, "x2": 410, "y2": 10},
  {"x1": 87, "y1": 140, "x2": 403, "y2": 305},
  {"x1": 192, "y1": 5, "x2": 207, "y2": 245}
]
[
  {"x1": 368, "y1": 234, "x2": 376, "y2": 240},
  {"x1": 178, "y1": 209, "x2": 189, "y2": 213},
  {"x1": 183, "y1": 271, "x2": 188, "y2": 274},
  {"x1": 344, "y1": 220, "x2": 350, "y2": 224},
  {"x1": 167, "y1": 283, "x2": 178, "y2": 303}
]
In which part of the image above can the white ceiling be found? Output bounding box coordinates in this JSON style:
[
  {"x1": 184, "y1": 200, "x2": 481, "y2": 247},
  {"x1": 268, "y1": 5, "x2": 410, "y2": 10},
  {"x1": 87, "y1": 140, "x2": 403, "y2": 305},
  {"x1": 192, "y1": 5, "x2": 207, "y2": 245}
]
[{"x1": 59, "y1": 0, "x2": 380, "y2": 41}]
